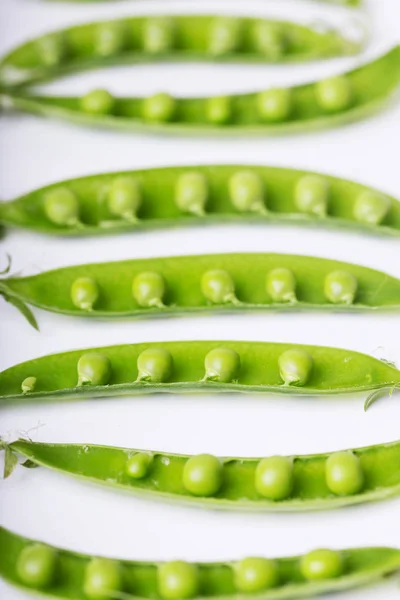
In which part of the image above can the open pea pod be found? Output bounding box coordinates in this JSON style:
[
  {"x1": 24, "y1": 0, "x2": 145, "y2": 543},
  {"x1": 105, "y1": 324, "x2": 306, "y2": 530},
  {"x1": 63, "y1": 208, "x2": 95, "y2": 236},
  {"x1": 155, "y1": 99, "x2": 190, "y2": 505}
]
[
  {"x1": 4, "y1": 438, "x2": 400, "y2": 511},
  {"x1": 1, "y1": 165, "x2": 399, "y2": 237},
  {"x1": 2, "y1": 46, "x2": 399, "y2": 136},
  {"x1": 1, "y1": 254, "x2": 399, "y2": 329},
  {"x1": 0, "y1": 527, "x2": 399, "y2": 600},
  {"x1": 0, "y1": 341, "x2": 399, "y2": 403},
  {"x1": 0, "y1": 15, "x2": 365, "y2": 88}
]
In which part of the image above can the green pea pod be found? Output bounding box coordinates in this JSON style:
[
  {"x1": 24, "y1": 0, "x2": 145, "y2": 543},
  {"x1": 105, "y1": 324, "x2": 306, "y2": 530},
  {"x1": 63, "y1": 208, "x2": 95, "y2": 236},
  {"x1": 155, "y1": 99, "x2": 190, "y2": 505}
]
[
  {"x1": 0, "y1": 526, "x2": 399, "y2": 600},
  {"x1": 1, "y1": 254, "x2": 399, "y2": 329},
  {"x1": 3, "y1": 438, "x2": 400, "y2": 510},
  {"x1": 2, "y1": 46, "x2": 398, "y2": 136},
  {"x1": 0, "y1": 15, "x2": 366, "y2": 88},
  {"x1": 0, "y1": 341, "x2": 399, "y2": 403},
  {"x1": 0, "y1": 165, "x2": 399, "y2": 236}
]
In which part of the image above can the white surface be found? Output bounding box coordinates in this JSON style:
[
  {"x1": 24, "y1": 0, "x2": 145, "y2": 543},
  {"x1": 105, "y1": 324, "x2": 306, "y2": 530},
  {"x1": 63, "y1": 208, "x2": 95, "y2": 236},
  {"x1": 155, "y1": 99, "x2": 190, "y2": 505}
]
[{"x1": 0, "y1": 0, "x2": 400, "y2": 599}]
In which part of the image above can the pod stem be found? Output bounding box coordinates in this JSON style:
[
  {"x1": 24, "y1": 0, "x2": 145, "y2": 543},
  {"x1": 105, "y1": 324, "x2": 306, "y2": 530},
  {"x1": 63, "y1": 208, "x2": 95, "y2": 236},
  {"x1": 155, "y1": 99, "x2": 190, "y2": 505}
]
[
  {"x1": 0, "y1": 284, "x2": 39, "y2": 330},
  {"x1": 0, "y1": 253, "x2": 11, "y2": 275},
  {"x1": 364, "y1": 385, "x2": 400, "y2": 412}
]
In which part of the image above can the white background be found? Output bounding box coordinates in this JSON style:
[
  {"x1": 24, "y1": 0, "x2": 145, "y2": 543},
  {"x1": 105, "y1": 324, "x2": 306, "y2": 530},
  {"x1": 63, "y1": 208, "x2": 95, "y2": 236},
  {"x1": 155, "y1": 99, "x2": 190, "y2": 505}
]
[{"x1": 0, "y1": 0, "x2": 399, "y2": 598}]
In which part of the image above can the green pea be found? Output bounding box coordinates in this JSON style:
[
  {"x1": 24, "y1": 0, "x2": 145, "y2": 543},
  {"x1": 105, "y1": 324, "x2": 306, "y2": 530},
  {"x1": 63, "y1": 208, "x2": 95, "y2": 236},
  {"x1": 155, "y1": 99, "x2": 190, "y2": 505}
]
[
  {"x1": 17, "y1": 543, "x2": 57, "y2": 589},
  {"x1": 278, "y1": 349, "x2": 313, "y2": 386},
  {"x1": 324, "y1": 270, "x2": 358, "y2": 305},
  {"x1": 353, "y1": 191, "x2": 391, "y2": 225},
  {"x1": 158, "y1": 561, "x2": 199, "y2": 600},
  {"x1": 132, "y1": 271, "x2": 165, "y2": 308},
  {"x1": 44, "y1": 188, "x2": 80, "y2": 227},
  {"x1": 126, "y1": 452, "x2": 153, "y2": 479},
  {"x1": 136, "y1": 348, "x2": 173, "y2": 383},
  {"x1": 209, "y1": 17, "x2": 241, "y2": 56},
  {"x1": 143, "y1": 18, "x2": 174, "y2": 54},
  {"x1": 203, "y1": 347, "x2": 240, "y2": 383},
  {"x1": 257, "y1": 89, "x2": 291, "y2": 122},
  {"x1": 175, "y1": 172, "x2": 209, "y2": 216},
  {"x1": 229, "y1": 171, "x2": 266, "y2": 214},
  {"x1": 206, "y1": 96, "x2": 231, "y2": 125},
  {"x1": 142, "y1": 93, "x2": 175, "y2": 123},
  {"x1": 266, "y1": 268, "x2": 297, "y2": 303},
  {"x1": 37, "y1": 34, "x2": 65, "y2": 66},
  {"x1": 234, "y1": 557, "x2": 279, "y2": 592},
  {"x1": 316, "y1": 76, "x2": 352, "y2": 112},
  {"x1": 201, "y1": 269, "x2": 238, "y2": 304},
  {"x1": 80, "y1": 89, "x2": 115, "y2": 116},
  {"x1": 295, "y1": 175, "x2": 329, "y2": 217},
  {"x1": 77, "y1": 352, "x2": 111, "y2": 386},
  {"x1": 183, "y1": 454, "x2": 223, "y2": 497},
  {"x1": 83, "y1": 558, "x2": 122, "y2": 600},
  {"x1": 21, "y1": 376, "x2": 37, "y2": 394},
  {"x1": 71, "y1": 277, "x2": 99, "y2": 311},
  {"x1": 300, "y1": 549, "x2": 343, "y2": 581},
  {"x1": 253, "y1": 22, "x2": 284, "y2": 58},
  {"x1": 325, "y1": 451, "x2": 364, "y2": 496},
  {"x1": 95, "y1": 23, "x2": 125, "y2": 57},
  {"x1": 254, "y1": 456, "x2": 293, "y2": 500},
  {"x1": 107, "y1": 177, "x2": 142, "y2": 222}
]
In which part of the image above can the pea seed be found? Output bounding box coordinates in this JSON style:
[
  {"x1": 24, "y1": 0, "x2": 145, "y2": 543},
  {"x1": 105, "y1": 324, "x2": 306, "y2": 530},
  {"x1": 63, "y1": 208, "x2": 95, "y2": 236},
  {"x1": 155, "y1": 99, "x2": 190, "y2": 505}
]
[
  {"x1": 229, "y1": 171, "x2": 266, "y2": 214},
  {"x1": 126, "y1": 452, "x2": 153, "y2": 479},
  {"x1": 234, "y1": 557, "x2": 279, "y2": 592},
  {"x1": 295, "y1": 175, "x2": 329, "y2": 217},
  {"x1": 255, "y1": 456, "x2": 293, "y2": 500},
  {"x1": 209, "y1": 17, "x2": 241, "y2": 56},
  {"x1": 95, "y1": 23, "x2": 125, "y2": 57},
  {"x1": 17, "y1": 543, "x2": 57, "y2": 589},
  {"x1": 132, "y1": 271, "x2": 165, "y2": 308},
  {"x1": 143, "y1": 18, "x2": 174, "y2": 54},
  {"x1": 203, "y1": 347, "x2": 240, "y2": 383},
  {"x1": 201, "y1": 269, "x2": 238, "y2": 304},
  {"x1": 158, "y1": 561, "x2": 199, "y2": 600},
  {"x1": 44, "y1": 188, "x2": 80, "y2": 227},
  {"x1": 175, "y1": 172, "x2": 208, "y2": 216},
  {"x1": 266, "y1": 268, "x2": 297, "y2": 303},
  {"x1": 324, "y1": 270, "x2": 358, "y2": 305},
  {"x1": 253, "y1": 22, "x2": 284, "y2": 58},
  {"x1": 107, "y1": 177, "x2": 141, "y2": 222},
  {"x1": 83, "y1": 558, "x2": 122, "y2": 600},
  {"x1": 325, "y1": 451, "x2": 364, "y2": 496},
  {"x1": 142, "y1": 93, "x2": 175, "y2": 123},
  {"x1": 77, "y1": 352, "x2": 111, "y2": 386},
  {"x1": 278, "y1": 349, "x2": 313, "y2": 386},
  {"x1": 80, "y1": 89, "x2": 115, "y2": 115},
  {"x1": 316, "y1": 76, "x2": 352, "y2": 112},
  {"x1": 206, "y1": 96, "x2": 231, "y2": 125},
  {"x1": 136, "y1": 348, "x2": 173, "y2": 383},
  {"x1": 300, "y1": 549, "x2": 343, "y2": 581},
  {"x1": 21, "y1": 376, "x2": 37, "y2": 394},
  {"x1": 71, "y1": 277, "x2": 99, "y2": 311},
  {"x1": 257, "y1": 88, "x2": 291, "y2": 122},
  {"x1": 353, "y1": 191, "x2": 391, "y2": 225},
  {"x1": 183, "y1": 453, "x2": 223, "y2": 497},
  {"x1": 37, "y1": 34, "x2": 65, "y2": 67}
]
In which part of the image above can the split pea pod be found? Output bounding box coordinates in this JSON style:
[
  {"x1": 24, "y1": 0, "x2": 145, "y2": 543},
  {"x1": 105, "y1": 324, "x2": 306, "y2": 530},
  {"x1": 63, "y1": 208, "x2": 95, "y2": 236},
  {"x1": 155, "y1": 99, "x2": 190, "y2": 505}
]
[
  {"x1": 0, "y1": 341, "x2": 399, "y2": 404},
  {"x1": 0, "y1": 165, "x2": 399, "y2": 237},
  {"x1": 0, "y1": 527, "x2": 399, "y2": 600},
  {"x1": 4, "y1": 438, "x2": 400, "y2": 511},
  {"x1": 1, "y1": 254, "x2": 399, "y2": 329}
]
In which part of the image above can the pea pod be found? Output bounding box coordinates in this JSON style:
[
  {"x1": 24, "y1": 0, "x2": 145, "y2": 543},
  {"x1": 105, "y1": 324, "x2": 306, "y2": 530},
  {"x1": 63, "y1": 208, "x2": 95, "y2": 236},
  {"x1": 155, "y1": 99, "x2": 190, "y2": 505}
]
[
  {"x1": 0, "y1": 527, "x2": 399, "y2": 600},
  {"x1": 0, "y1": 16, "x2": 365, "y2": 88},
  {"x1": 1, "y1": 254, "x2": 399, "y2": 329},
  {"x1": 4, "y1": 438, "x2": 400, "y2": 510},
  {"x1": 0, "y1": 341, "x2": 399, "y2": 403},
  {"x1": 0, "y1": 165, "x2": 399, "y2": 237}
]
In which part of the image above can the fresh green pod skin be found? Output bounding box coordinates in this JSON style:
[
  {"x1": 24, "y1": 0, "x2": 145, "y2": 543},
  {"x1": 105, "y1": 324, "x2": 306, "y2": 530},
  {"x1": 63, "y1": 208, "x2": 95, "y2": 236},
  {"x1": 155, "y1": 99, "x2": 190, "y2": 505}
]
[
  {"x1": 2, "y1": 47, "x2": 398, "y2": 135},
  {"x1": 1, "y1": 254, "x2": 399, "y2": 328},
  {"x1": 4, "y1": 438, "x2": 400, "y2": 510},
  {"x1": 0, "y1": 16, "x2": 365, "y2": 89},
  {"x1": 1, "y1": 165, "x2": 399, "y2": 237},
  {"x1": 1, "y1": 528, "x2": 399, "y2": 600},
  {"x1": 0, "y1": 340, "x2": 399, "y2": 404}
]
